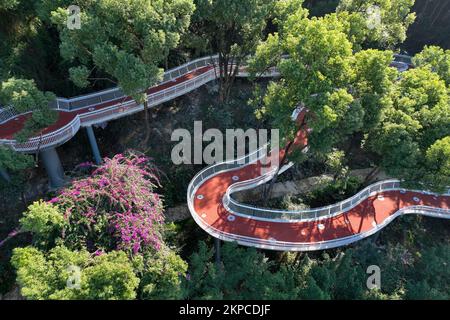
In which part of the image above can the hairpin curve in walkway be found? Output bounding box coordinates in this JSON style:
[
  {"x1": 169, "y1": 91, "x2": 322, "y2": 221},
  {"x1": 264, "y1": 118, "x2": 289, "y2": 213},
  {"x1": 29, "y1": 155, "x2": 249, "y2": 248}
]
[{"x1": 187, "y1": 108, "x2": 450, "y2": 251}]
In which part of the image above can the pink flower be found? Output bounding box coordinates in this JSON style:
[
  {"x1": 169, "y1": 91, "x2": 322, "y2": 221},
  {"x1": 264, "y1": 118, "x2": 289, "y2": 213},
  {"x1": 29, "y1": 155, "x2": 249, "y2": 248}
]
[{"x1": 48, "y1": 197, "x2": 59, "y2": 204}]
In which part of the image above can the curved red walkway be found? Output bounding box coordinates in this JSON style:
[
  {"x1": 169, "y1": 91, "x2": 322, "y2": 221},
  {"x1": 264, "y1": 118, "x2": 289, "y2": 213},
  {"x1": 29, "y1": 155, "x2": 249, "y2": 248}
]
[
  {"x1": 0, "y1": 66, "x2": 213, "y2": 140},
  {"x1": 189, "y1": 109, "x2": 450, "y2": 251}
]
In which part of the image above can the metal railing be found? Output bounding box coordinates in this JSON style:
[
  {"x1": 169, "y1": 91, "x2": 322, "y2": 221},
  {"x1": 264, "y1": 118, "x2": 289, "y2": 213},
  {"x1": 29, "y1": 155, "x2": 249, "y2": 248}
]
[
  {"x1": 189, "y1": 142, "x2": 449, "y2": 224},
  {"x1": 189, "y1": 198, "x2": 450, "y2": 252},
  {"x1": 53, "y1": 55, "x2": 220, "y2": 112},
  {"x1": 79, "y1": 68, "x2": 217, "y2": 126},
  {"x1": 224, "y1": 179, "x2": 402, "y2": 221},
  {"x1": 187, "y1": 145, "x2": 269, "y2": 202},
  {"x1": 0, "y1": 116, "x2": 81, "y2": 152},
  {"x1": 0, "y1": 107, "x2": 21, "y2": 124}
]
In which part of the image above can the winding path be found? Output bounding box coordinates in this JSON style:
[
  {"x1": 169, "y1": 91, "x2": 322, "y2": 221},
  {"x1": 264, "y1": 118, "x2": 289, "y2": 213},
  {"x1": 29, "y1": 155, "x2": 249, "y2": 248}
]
[
  {"x1": 187, "y1": 108, "x2": 450, "y2": 251},
  {"x1": 0, "y1": 54, "x2": 447, "y2": 251}
]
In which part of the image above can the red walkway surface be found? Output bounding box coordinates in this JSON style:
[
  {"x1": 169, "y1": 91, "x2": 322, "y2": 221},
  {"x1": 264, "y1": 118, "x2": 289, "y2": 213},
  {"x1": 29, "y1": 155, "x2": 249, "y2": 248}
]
[
  {"x1": 0, "y1": 66, "x2": 213, "y2": 140},
  {"x1": 194, "y1": 171, "x2": 449, "y2": 249}
]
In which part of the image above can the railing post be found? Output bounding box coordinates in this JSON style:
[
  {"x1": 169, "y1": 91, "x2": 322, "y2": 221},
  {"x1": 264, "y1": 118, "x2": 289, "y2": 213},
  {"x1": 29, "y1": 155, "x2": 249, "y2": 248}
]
[
  {"x1": 86, "y1": 125, "x2": 102, "y2": 165},
  {"x1": 40, "y1": 147, "x2": 65, "y2": 189}
]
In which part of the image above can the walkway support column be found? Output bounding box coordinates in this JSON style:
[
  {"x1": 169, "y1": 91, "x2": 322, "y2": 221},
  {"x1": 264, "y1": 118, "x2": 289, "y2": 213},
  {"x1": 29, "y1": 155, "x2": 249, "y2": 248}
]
[
  {"x1": 86, "y1": 126, "x2": 102, "y2": 165},
  {"x1": 0, "y1": 167, "x2": 10, "y2": 183},
  {"x1": 214, "y1": 238, "x2": 221, "y2": 266},
  {"x1": 40, "y1": 147, "x2": 65, "y2": 189}
]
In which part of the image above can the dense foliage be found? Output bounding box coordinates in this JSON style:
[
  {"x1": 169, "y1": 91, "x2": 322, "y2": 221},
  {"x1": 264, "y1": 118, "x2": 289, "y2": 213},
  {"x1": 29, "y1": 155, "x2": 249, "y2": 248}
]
[
  {"x1": 188, "y1": 0, "x2": 274, "y2": 102},
  {"x1": 368, "y1": 66, "x2": 449, "y2": 191},
  {"x1": 0, "y1": 78, "x2": 57, "y2": 140},
  {"x1": 12, "y1": 245, "x2": 139, "y2": 300},
  {"x1": 9, "y1": 154, "x2": 187, "y2": 300},
  {"x1": 49, "y1": 0, "x2": 195, "y2": 123},
  {"x1": 53, "y1": 154, "x2": 164, "y2": 254},
  {"x1": 184, "y1": 241, "x2": 450, "y2": 300}
]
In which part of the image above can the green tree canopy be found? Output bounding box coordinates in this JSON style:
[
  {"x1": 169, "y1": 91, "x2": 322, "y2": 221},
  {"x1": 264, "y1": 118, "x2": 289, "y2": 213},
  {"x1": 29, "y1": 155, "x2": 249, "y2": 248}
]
[
  {"x1": 336, "y1": 0, "x2": 416, "y2": 49},
  {"x1": 11, "y1": 245, "x2": 139, "y2": 300},
  {"x1": 19, "y1": 200, "x2": 65, "y2": 247},
  {"x1": 49, "y1": 0, "x2": 194, "y2": 102},
  {"x1": 188, "y1": 0, "x2": 274, "y2": 102},
  {"x1": 138, "y1": 246, "x2": 188, "y2": 300},
  {"x1": 368, "y1": 67, "x2": 449, "y2": 191},
  {"x1": 413, "y1": 45, "x2": 450, "y2": 86},
  {"x1": 0, "y1": 146, "x2": 33, "y2": 172},
  {"x1": 183, "y1": 241, "x2": 298, "y2": 300},
  {"x1": 48, "y1": 0, "x2": 195, "y2": 144},
  {"x1": 250, "y1": 10, "x2": 396, "y2": 155}
]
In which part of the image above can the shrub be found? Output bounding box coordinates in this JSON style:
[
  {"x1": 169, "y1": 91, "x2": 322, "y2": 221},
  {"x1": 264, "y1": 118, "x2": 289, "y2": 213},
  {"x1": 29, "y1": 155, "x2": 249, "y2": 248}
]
[
  {"x1": 19, "y1": 200, "x2": 65, "y2": 246},
  {"x1": 11, "y1": 245, "x2": 139, "y2": 300},
  {"x1": 52, "y1": 153, "x2": 164, "y2": 255}
]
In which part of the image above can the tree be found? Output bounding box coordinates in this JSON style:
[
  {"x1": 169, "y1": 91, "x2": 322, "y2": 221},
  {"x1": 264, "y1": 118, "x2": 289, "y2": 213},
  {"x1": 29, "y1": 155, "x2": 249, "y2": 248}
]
[
  {"x1": 413, "y1": 45, "x2": 450, "y2": 86},
  {"x1": 249, "y1": 3, "x2": 409, "y2": 199},
  {"x1": 49, "y1": 0, "x2": 195, "y2": 145},
  {"x1": 11, "y1": 245, "x2": 139, "y2": 300},
  {"x1": 0, "y1": 146, "x2": 33, "y2": 172},
  {"x1": 0, "y1": 78, "x2": 57, "y2": 141},
  {"x1": 406, "y1": 245, "x2": 450, "y2": 299},
  {"x1": 189, "y1": 0, "x2": 274, "y2": 102},
  {"x1": 250, "y1": 10, "x2": 369, "y2": 156},
  {"x1": 368, "y1": 67, "x2": 449, "y2": 191},
  {"x1": 0, "y1": 0, "x2": 20, "y2": 10},
  {"x1": 336, "y1": 0, "x2": 416, "y2": 49},
  {"x1": 422, "y1": 137, "x2": 450, "y2": 191},
  {"x1": 0, "y1": 201, "x2": 64, "y2": 249},
  {"x1": 325, "y1": 149, "x2": 348, "y2": 181},
  {"x1": 183, "y1": 241, "x2": 298, "y2": 300},
  {"x1": 6, "y1": 155, "x2": 189, "y2": 300},
  {"x1": 138, "y1": 246, "x2": 188, "y2": 300},
  {"x1": 352, "y1": 49, "x2": 397, "y2": 131},
  {"x1": 334, "y1": 253, "x2": 365, "y2": 299}
]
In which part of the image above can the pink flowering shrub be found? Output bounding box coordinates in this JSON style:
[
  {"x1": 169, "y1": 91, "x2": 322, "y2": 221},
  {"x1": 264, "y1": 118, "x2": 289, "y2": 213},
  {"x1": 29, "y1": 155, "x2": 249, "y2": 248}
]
[{"x1": 53, "y1": 153, "x2": 164, "y2": 255}]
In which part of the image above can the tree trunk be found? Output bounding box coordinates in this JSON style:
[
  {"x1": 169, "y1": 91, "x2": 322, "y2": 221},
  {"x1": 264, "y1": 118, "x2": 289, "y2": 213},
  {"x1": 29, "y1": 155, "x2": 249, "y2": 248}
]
[
  {"x1": 364, "y1": 166, "x2": 380, "y2": 185},
  {"x1": 263, "y1": 141, "x2": 294, "y2": 205},
  {"x1": 218, "y1": 53, "x2": 240, "y2": 103}
]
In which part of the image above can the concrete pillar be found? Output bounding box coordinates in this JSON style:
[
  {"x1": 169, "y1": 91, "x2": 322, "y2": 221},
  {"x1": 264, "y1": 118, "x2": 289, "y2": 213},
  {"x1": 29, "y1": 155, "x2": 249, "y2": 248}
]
[
  {"x1": 214, "y1": 238, "x2": 221, "y2": 266},
  {"x1": 0, "y1": 167, "x2": 11, "y2": 183},
  {"x1": 86, "y1": 126, "x2": 102, "y2": 165},
  {"x1": 40, "y1": 147, "x2": 65, "y2": 189}
]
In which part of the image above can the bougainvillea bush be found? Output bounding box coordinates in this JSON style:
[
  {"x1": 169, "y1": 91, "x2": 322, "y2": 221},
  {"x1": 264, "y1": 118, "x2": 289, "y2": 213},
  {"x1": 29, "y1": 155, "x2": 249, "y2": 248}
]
[{"x1": 52, "y1": 153, "x2": 165, "y2": 255}]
